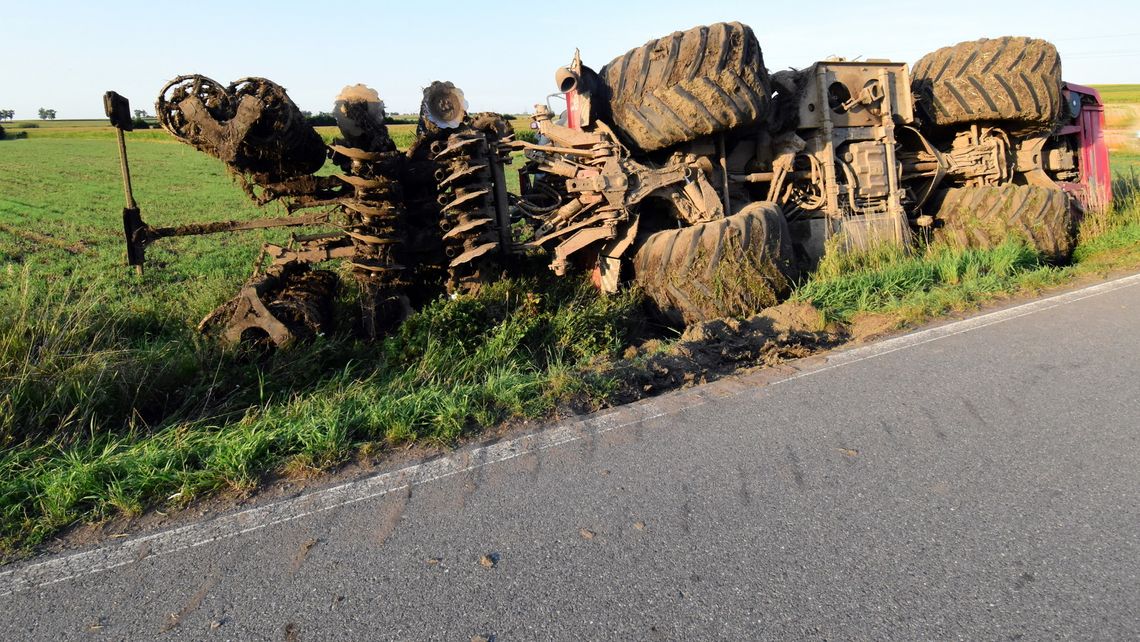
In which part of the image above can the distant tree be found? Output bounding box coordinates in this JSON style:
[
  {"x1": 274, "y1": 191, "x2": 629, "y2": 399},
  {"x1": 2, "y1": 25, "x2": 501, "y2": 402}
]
[
  {"x1": 0, "y1": 109, "x2": 13, "y2": 121},
  {"x1": 305, "y1": 111, "x2": 337, "y2": 126},
  {"x1": 37, "y1": 108, "x2": 56, "y2": 120},
  {"x1": 133, "y1": 109, "x2": 149, "y2": 120}
]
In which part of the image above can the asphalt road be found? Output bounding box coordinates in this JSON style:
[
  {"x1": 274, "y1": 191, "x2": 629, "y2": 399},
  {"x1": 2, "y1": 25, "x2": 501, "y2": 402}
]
[{"x1": 3, "y1": 275, "x2": 1139, "y2": 641}]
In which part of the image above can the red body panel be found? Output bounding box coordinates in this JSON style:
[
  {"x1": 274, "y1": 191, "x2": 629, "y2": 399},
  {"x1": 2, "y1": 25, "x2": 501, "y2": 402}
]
[
  {"x1": 565, "y1": 89, "x2": 580, "y2": 130},
  {"x1": 1062, "y1": 82, "x2": 1112, "y2": 209}
]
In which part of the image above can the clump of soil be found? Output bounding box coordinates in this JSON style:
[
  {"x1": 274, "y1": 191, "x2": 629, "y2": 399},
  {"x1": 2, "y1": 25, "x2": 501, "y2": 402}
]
[
  {"x1": 611, "y1": 301, "x2": 841, "y2": 398},
  {"x1": 847, "y1": 311, "x2": 904, "y2": 343}
]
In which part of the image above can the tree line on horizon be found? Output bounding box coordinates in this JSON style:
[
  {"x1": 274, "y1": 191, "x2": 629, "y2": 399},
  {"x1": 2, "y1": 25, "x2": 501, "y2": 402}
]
[{"x1": 0, "y1": 109, "x2": 58, "y2": 120}]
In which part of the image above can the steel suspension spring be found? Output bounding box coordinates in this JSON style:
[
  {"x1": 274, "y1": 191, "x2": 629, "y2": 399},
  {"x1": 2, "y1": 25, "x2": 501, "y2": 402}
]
[
  {"x1": 430, "y1": 129, "x2": 500, "y2": 293},
  {"x1": 334, "y1": 150, "x2": 410, "y2": 337}
]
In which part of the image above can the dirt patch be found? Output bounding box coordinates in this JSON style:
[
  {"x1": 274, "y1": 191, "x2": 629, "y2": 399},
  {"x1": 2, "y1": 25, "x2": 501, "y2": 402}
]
[
  {"x1": 161, "y1": 574, "x2": 220, "y2": 632},
  {"x1": 611, "y1": 301, "x2": 840, "y2": 396},
  {"x1": 289, "y1": 537, "x2": 320, "y2": 572},
  {"x1": 756, "y1": 299, "x2": 828, "y2": 334},
  {"x1": 847, "y1": 311, "x2": 904, "y2": 343}
]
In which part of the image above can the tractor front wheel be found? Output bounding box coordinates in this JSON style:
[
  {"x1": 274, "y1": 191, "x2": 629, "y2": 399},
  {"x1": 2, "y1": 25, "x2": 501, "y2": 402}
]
[
  {"x1": 929, "y1": 184, "x2": 1075, "y2": 261},
  {"x1": 599, "y1": 22, "x2": 771, "y2": 152},
  {"x1": 911, "y1": 36, "x2": 1063, "y2": 134},
  {"x1": 632, "y1": 202, "x2": 798, "y2": 326}
]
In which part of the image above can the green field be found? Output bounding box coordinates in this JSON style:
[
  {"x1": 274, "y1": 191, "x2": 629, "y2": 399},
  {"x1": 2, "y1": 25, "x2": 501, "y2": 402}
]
[
  {"x1": 1091, "y1": 84, "x2": 1140, "y2": 104},
  {"x1": 2, "y1": 119, "x2": 114, "y2": 128},
  {"x1": 0, "y1": 131, "x2": 639, "y2": 554},
  {"x1": 1, "y1": 118, "x2": 532, "y2": 149},
  {"x1": 1113, "y1": 151, "x2": 1140, "y2": 177},
  {"x1": 2, "y1": 119, "x2": 1140, "y2": 557}
]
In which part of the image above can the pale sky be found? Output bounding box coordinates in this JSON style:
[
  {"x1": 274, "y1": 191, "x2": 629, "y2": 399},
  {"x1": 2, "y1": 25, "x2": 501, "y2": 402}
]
[{"x1": 1, "y1": 0, "x2": 1137, "y2": 120}]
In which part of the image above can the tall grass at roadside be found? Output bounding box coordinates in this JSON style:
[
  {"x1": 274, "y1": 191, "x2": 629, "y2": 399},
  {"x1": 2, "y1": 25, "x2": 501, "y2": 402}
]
[
  {"x1": 797, "y1": 172, "x2": 1140, "y2": 323},
  {"x1": 0, "y1": 271, "x2": 202, "y2": 448},
  {"x1": 1074, "y1": 172, "x2": 1140, "y2": 266},
  {"x1": 0, "y1": 274, "x2": 640, "y2": 554},
  {"x1": 794, "y1": 237, "x2": 1049, "y2": 322}
]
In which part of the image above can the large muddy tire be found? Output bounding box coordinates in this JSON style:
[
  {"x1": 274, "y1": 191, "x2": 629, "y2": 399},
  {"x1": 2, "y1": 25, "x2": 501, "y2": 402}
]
[
  {"x1": 930, "y1": 184, "x2": 1074, "y2": 261},
  {"x1": 599, "y1": 22, "x2": 770, "y2": 152},
  {"x1": 633, "y1": 202, "x2": 797, "y2": 325},
  {"x1": 912, "y1": 37, "x2": 1062, "y2": 133}
]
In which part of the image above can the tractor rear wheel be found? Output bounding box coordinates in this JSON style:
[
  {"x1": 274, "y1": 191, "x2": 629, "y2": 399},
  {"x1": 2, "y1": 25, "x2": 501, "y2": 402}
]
[
  {"x1": 599, "y1": 22, "x2": 770, "y2": 152},
  {"x1": 632, "y1": 202, "x2": 797, "y2": 326},
  {"x1": 929, "y1": 184, "x2": 1075, "y2": 261},
  {"x1": 911, "y1": 36, "x2": 1062, "y2": 133}
]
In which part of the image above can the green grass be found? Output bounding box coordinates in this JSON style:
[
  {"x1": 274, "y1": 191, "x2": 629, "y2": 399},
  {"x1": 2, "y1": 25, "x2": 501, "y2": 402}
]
[
  {"x1": 3, "y1": 118, "x2": 533, "y2": 147},
  {"x1": 0, "y1": 273, "x2": 639, "y2": 549},
  {"x1": 1090, "y1": 84, "x2": 1140, "y2": 105},
  {"x1": 1111, "y1": 150, "x2": 1140, "y2": 175},
  {"x1": 795, "y1": 239, "x2": 1052, "y2": 323},
  {"x1": 2, "y1": 129, "x2": 1140, "y2": 558},
  {"x1": 0, "y1": 134, "x2": 639, "y2": 555},
  {"x1": 8, "y1": 127, "x2": 174, "y2": 141},
  {"x1": 3, "y1": 119, "x2": 120, "y2": 129},
  {"x1": 796, "y1": 173, "x2": 1140, "y2": 325}
]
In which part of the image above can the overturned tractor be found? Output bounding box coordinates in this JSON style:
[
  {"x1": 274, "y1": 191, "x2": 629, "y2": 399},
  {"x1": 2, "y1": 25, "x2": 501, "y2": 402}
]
[{"x1": 107, "y1": 22, "x2": 1110, "y2": 342}]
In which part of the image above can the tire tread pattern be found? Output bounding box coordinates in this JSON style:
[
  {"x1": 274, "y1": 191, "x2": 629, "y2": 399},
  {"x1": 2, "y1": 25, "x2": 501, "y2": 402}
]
[
  {"x1": 912, "y1": 36, "x2": 1062, "y2": 132},
  {"x1": 931, "y1": 184, "x2": 1074, "y2": 260},
  {"x1": 633, "y1": 203, "x2": 797, "y2": 325},
  {"x1": 600, "y1": 22, "x2": 770, "y2": 152}
]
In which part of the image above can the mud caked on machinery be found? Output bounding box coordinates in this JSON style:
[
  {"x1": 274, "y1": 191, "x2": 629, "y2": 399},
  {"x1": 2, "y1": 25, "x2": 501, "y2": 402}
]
[{"x1": 105, "y1": 22, "x2": 1110, "y2": 344}]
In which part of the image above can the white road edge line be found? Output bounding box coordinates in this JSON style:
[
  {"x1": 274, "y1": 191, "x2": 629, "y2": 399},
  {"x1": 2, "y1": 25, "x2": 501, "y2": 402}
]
[
  {"x1": 778, "y1": 271, "x2": 1140, "y2": 383},
  {"x1": 2, "y1": 271, "x2": 1138, "y2": 597}
]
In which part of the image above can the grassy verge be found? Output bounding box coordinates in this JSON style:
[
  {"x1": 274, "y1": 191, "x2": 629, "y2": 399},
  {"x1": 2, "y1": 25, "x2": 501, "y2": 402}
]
[
  {"x1": 0, "y1": 272, "x2": 640, "y2": 553},
  {"x1": 796, "y1": 174, "x2": 1140, "y2": 326},
  {"x1": 795, "y1": 239, "x2": 1056, "y2": 325}
]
